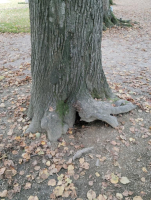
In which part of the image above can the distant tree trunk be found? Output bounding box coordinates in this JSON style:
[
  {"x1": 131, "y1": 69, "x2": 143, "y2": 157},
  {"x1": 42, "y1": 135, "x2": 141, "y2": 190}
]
[
  {"x1": 27, "y1": 0, "x2": 136, "y2": 141},
  {"x1": 102, "y1": 0, "x2": 131, "y2": 30},
  {"x1": 102, "y1": 0, "x2": 118, "y2": 29}
]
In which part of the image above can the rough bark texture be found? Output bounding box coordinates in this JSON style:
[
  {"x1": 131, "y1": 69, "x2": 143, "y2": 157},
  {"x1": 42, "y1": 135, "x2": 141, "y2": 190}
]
[{"x1": 27, "y1": 0, "x2": 136, "y2": 141}]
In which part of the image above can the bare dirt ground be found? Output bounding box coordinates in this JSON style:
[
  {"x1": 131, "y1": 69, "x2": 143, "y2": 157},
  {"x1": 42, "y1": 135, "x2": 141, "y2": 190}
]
[{"x1": 0, "y1": 0, "x2": 151, "y2": 199}]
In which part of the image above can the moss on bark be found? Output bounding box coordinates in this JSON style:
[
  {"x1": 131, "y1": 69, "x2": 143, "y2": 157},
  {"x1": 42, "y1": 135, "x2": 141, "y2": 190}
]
[{"x1": 109, "y1": 0, "x2": 114, "y2": 5}]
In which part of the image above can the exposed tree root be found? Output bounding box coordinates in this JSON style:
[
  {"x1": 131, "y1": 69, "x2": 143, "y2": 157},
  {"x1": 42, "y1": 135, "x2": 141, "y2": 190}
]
[
  {"x1": 25, "y1": 95, "x2": 136, "y2": 141},
  {"x1": 41, "y1": 107, "x2": 76, "y2": 141},
  {"x1": 75, "y1": 96, "x2": 136, "y2": 128},
  {"x1": 103, "y1": 12, "x2": 132, "y2": 30},
  {"x1": 73, "y1": 147, "x2": 94, "y2": 160}
]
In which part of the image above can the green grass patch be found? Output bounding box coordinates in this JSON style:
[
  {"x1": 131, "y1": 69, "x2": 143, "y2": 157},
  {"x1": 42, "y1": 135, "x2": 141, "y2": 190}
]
[{"x1": 0, "y1": 0, "x2": 30, "y2": 33}]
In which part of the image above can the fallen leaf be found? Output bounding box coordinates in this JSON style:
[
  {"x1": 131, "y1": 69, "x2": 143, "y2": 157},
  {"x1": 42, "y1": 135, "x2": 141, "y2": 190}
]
[
  {"x1": 68, "y1": 165, "x2": 74, "y2": 176},
  {"x1": 110, "y1": 173, "x2": 119, "y2": 184},
  {"x1": 28, "y1": 196, "x2": 39, "y2": 200},
  {"x1": 19, "y1": 170, "x2": 25, "y2": 175},
  {"x1": 129, "y1": 138, "x2": 135, "y2": 142},
  {"x1": 142, "y1": 167, "x2": 148, "y2": 173},
  {"x1": 48, "y1": 179, "x2": 56, "y2": 186},
  {"x1": 133, "y1": 196, "x2": 143, "y2": 200},
  {"x1": 24, "y1": 182, "x2": 31, "y2": 190},
  {"x1": 0, "y1": 103, "x2": 5, "y2": 108},
  {"x1": 95, "y1": 172, "x2": 100, "y2": 177},
  {"x1": 0, "y1": 190, "x2": 7, "y2": 197},
  {"x1": 46, "y1": 161, "x2": 51, "y2": 166},
  {"x1": 87, "y1": 189, "x2": 96, "y2": 200},
  {"x1": 82, "y1": 162, "x2": 89, "y2": 169},
  {"x1": 122, "y1": 190, "x2": 129, "y2": 196},
  {"x1": 97, "y1": 194, "x2": 106, "y2": 200},
  {"x1": 34, "y1": 166, "x2": 40, "y2": 171},
  {"x1": 0, "y1": 76, "x2": 5, "y2": 81},
  {"x1": 110, "y1": 141, "x2": 117, "y2": 145},
  {"x1": 22, "y1": 153, "x2": 30, "y2": 160},
  {"x1": 79, "y1": 158, "x2": 85, "y2": 164},
  {"x1": 62, "y1": 190, "x2": 71, "y2": 198},
  {"x1": 120, "y1": 177, "x2": 130, "y2": 184},
  {"x1": 41, "y1": 141, "x2": 46, "y2": 145},
  {"x1": 7, "y1": 129, "x2": 13, "y2": 136},
  {"x1": 53, "y1": 185, "x2": 64, "y2": 197},
  {"x1": 100, "y1": 157, "x2": 106, "y2": 162},
  {"x1": 88, "y1": 181, "x2": 93, "y2": 186},
  {"x1": 0, "y1": 167, "x2": 6, "y2": 175},
  {"x1": 39, "y1": 168, "x2": 49, "y2": 180},
  {"x1": 116, "y1": 193, "x2": 123, "y2": 200},
  {"x1": 141, "y1": 177, "x2": 145, "y2": 182}
]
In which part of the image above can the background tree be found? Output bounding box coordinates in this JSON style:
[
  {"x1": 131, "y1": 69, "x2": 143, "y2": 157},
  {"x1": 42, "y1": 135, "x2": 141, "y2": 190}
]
[
  {"x1": 27, "y1": 0, "x2": 136, "y2": 141},
  {"x1": 103, "y1": 0, "x2": 131, "y2": 30}
]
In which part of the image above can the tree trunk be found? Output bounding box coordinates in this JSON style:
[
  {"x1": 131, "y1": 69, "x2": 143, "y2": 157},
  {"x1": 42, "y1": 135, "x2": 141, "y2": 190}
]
[
  {"x1": 27, "y1": 0, "x2": 136, "y2": 141},
  {"x1": 102, "y1": 0, "x2": 118, "y2": 29},
  {"x1": 102, "y1": 0, "x2": 131, "y2": 29}
]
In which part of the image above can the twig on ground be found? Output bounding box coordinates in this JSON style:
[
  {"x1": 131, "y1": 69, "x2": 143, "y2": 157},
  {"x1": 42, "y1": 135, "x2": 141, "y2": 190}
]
[{"x1": 73, "y1": 147, "x2": 94, "y2": 160}]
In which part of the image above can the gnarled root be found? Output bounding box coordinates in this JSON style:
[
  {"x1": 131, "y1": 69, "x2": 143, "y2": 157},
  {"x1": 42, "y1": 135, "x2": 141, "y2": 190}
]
[
  {"x1": 25, "y1": 96, "x2": 136, "y2": 141},
  {"x1": 41, "y1": 107, "x2": 76, "y2": 141},
  {"x1": 75, "y1": 96, "x2": 136, "y2": 128},
  {"x1": 103, "y1": 12, "x2": 132, "y2": 30}
]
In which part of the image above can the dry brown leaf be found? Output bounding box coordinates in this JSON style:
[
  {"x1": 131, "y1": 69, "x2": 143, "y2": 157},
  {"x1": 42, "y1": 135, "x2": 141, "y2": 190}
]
[
  {"x1": 7, "y1": 129, "x2": 13, "y2": 136},
  {"x1": 100, "y1": 157, "x2": 106, "y2": 162},
  {"x1": 87, "y1": 189, "x2": 96, "y2": 200},
  {"x1": 53, "y1": 185, "x2": 65, "y2": 197},
  {"x1": 12, "y1": 150, "x2": 18, "y2": 155},
  {"x1": 68, "y1": 165, "x2": 74, "y2": 176},
  {"x1": 110, "y1": 141, "x2": 117, "y2": 145},
  {"x1": 24, "y1": 182, "x2": 31, "y2": 190},
  {"x1": 110, "y1": 173, "x2": 119, "y2": 184},
  {"x1": 48, "y1": 179, "x2": 56, "y2": 186},
  {"x1": 19, "y1": 170, "x2": 25, "y2": 175},
  {"x1": 39, "y1": 168, "x2": 49, "y2": 180},
  {"x1": 22, "y1": 153, "x2": 30, "y2": 160},
  {"x1": 62, "y1": 190, "x2": 71, "y2": 198},
  {"x1": 129, "y1": 138, "x2": 135, "y2": 142},
  {"x1": 88, "y1": 181, "x2": 93, "y2": 186},
  {"x1": 116, "y1": 193, "x2": 123, "y2": 200},
  {"x1": 5, "y1": 167, "x2": 17, "y2": 178},
  {"x1": 142, "y1": 167, "x2": 148, "y2": 173},
  {"x1": 79, "y1": 157, "x2": 85, "y2": 164},
  {"x1": 41, "y1": 141, "x2": 46, "y2": 145},
  {"x1": 120, "y1": 177, "x2": 130, "y2": 184},
  {"x1": 28, "y1": 196, "x2": 39, "y2": 200},
  {"x1": 97, "y1": 194, "x2": 106, "y2": 200},
  {"x1": 133, "y1": 196, "x2": 143, "y2": 200},
  {"x1": 34, "y1": 166, "x2": 40, "y2": 171},
  {"x1": 0, "y1": 190, "x2": 7, "y2": 197},
  {"x1": 141, "y1": 177, "x2": 145, "y2": 182},
  {"x1": 122, "y1": 190, "x2": 129, "y2": 196},
  {"x1": 82, "y1": 162, "x2": 89, "y2": 169},
  {"x1": 46, "y1": 161, "x2": 51, "y2": 166},
  {"x1": 0, "y1": 167, "x2": 6, "y2": 175},
  {"x1": 95, "y1": 172, "x2": 100, "y2": 177}
]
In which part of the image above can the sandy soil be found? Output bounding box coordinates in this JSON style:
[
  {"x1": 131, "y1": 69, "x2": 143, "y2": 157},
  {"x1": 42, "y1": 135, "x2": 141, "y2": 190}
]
[{"x1": 0, "y1": 0, "x2": 151, "y2": 199}]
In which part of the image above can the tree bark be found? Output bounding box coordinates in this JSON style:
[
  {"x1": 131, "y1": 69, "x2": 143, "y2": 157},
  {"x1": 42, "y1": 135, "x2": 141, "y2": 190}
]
[{"x1": 27, "y1": 0, "x2": 136, "y2": 141}]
